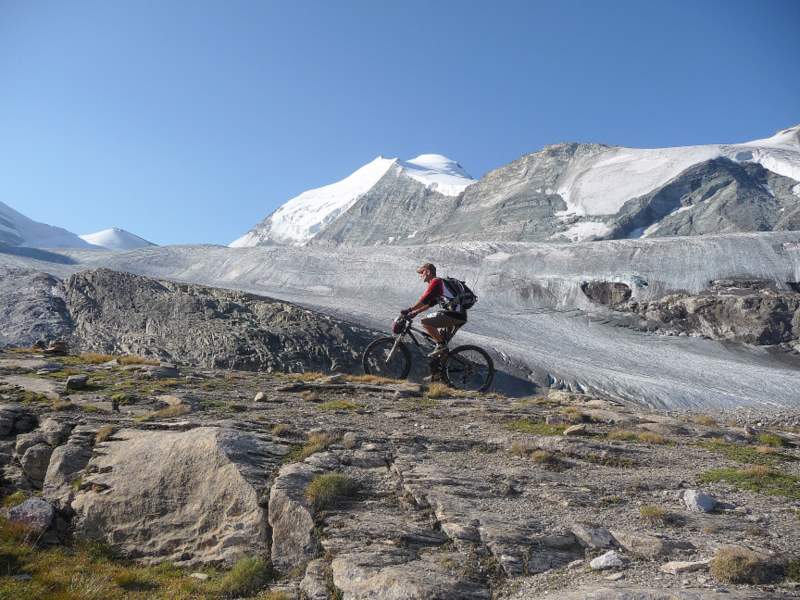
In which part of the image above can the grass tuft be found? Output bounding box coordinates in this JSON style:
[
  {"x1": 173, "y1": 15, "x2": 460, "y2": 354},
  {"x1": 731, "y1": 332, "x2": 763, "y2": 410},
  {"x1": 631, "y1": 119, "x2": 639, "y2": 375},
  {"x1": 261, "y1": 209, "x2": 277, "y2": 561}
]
[
  {"x1": 210, "y1": 556, "x2": 273, "y2": 597},
  {"x1": 134, "y1": 404, "x2": 191, "y2": 422},
  {"x1": 271, "y1": 424, "x2": 291, "y2": 436},
  {"x1": 1, "y1": 490, "x2": 26, "y2": 509},
  {"x1": 638, "y1": 504, "x2": 675, "y2": 526},
  {"x1": 117, "y1": 355, "x2": 160, "y2": 366},
  {"x1": 288, "y1": 432, "x2": 339, "y2": 462},
  {"x1": 691, "y1": 414, "x2": 717, "y2": 426},
  {"x1": 95, "y1": 426, "x2": 115, "y2": 444},
  {"x1": 305, "y1": 473, "x2": 358, "y2": 512},
  {"x1": 710, "y1": 546, "x2": 773, "y2": 584}
]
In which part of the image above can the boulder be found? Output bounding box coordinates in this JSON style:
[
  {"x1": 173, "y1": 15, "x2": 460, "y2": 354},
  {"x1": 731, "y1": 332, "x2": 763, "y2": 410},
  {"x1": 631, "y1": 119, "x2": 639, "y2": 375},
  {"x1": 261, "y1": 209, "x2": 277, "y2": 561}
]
[
  {"x1": 71, "y1": 427, "x2": 285, "y2": 565},
  {"x1": 571, "y1": 523, "x2": 616, "y2": 549},
  {"x1": 268, "y1": 461, "x2": 322, "y2": 571},
  {"x1": 683, "y1": 489, "x2": 717, "y2": 512},
  {"x1": 7, "y1": 497, "x2": 55, "y2": 534},
  {"x1": 300, "y1": 559, "x2": 330, "y2": 600},
  {"x1": 660, "y1": 559, "x2": 711, "y2": 575},
  {"x1": 43, "y1": 442, "x2": 93, "y2": 505},
  {"x1": 590, "y1": 550, "x2": 625, "y2": 570},
  {"x1": 563, "y1": 424, "x2": 589, "y2": 436},
  {"x1": 39, "y1": 418, "x2": 73, "y2": 447},
  {"x1": 20, "y1": 443, "x2": 53, "y2": 486},
  {"x1": 64, "y1": 374, "x2": 88, "y2": 391},
  {"x1": 0, "y1": 404, "x2": 37, "y2": 437},
  {"x1": 14, "y1": 432, "x2": 47, "y2": 457},
  {"x1": 611, "y1": 530, "x2": 692, "y2": 558}
]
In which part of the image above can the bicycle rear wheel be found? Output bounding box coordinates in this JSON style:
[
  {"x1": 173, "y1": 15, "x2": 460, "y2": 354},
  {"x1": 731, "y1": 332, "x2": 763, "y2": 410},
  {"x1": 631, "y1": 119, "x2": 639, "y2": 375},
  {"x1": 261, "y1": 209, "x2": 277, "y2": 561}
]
[
  {"x1": 362, "y1": 337, "x2": 412, "y2": 380},
  {"x1": 442, "y1": 345, "x2": 494, "y2": 392}
]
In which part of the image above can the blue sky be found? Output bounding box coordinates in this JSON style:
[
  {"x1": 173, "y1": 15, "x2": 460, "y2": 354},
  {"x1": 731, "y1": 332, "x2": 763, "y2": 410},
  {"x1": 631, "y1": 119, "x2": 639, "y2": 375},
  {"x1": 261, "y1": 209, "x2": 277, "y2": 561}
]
[{"x1": 1, "y1": 0, "x2": 798, "y2": 245}]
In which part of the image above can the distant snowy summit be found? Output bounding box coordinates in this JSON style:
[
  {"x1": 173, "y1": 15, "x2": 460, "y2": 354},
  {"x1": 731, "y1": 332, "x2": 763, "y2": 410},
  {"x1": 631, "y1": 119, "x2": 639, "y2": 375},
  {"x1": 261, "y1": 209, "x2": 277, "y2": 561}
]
[
  {"x1": 79, "y1": 228, "x2": 156, "y2": 251},
  {"x1": 232, "y1": 125, "x2": 800, "y2": 247},
  {"x1": 0, "y1": 201, "x2": 91, "y2": 248},
  {"x1": 230, "y1": 154, "x2": 476, "y2": 247}
]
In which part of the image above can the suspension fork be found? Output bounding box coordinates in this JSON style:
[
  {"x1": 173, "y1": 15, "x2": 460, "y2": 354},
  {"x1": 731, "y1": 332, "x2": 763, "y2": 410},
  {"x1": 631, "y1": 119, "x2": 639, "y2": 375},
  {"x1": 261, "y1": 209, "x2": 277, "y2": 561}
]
[{"x1": 385, "y1": 334, "x2": 404, "y2": 362}]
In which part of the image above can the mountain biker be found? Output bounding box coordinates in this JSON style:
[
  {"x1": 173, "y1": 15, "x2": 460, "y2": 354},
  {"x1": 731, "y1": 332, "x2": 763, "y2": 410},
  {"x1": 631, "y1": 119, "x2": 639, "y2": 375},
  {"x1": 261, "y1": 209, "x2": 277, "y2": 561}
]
[{"x1": 401, "y1": 262, "x2": 466, "y2": 358}]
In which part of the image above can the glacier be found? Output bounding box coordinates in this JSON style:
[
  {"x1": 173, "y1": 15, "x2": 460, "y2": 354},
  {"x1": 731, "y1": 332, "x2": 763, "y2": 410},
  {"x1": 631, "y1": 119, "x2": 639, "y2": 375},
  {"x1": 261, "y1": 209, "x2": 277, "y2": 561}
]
[{"x1": 3, "y1": 231, "x2": 799, "y2": 410}]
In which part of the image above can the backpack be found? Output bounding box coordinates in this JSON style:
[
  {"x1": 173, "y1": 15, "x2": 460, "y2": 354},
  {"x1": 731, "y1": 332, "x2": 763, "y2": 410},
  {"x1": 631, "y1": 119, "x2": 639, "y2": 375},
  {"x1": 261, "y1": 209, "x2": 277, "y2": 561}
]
[{"x1": 441, "y1": 277, "x2": 478, "y2": 311}]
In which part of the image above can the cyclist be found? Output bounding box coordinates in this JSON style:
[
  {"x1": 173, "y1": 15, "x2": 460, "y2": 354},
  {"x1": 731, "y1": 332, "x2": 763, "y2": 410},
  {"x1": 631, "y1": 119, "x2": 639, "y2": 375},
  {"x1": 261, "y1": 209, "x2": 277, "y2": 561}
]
[{"x1": 401, "y1": 262, "x2": 466, "y2": 358}]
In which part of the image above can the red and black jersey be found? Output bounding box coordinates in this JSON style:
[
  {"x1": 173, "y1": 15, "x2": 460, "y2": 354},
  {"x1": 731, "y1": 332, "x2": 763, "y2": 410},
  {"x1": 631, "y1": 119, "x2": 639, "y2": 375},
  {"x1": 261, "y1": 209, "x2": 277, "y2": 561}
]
[{"x1": 417, "y1": 277, "x2": 444, "y2": 306}]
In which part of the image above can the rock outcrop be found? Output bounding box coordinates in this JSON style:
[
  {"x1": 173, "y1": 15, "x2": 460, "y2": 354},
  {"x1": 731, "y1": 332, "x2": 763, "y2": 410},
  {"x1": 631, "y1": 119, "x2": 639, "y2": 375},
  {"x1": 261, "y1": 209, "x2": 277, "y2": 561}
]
[
  {"x1": 71, "y1": 427, "x2": 288, "y2": 565},
  {"x1": 623, "y1": 279, "x2": 800, "y2": 345}
]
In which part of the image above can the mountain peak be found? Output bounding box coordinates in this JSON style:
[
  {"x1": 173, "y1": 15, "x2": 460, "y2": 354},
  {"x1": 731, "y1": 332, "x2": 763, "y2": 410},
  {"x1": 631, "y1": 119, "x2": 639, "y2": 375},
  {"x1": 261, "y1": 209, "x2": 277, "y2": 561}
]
[{"x1": 80, "y1": 228, "x2": 156, "y2": 250}]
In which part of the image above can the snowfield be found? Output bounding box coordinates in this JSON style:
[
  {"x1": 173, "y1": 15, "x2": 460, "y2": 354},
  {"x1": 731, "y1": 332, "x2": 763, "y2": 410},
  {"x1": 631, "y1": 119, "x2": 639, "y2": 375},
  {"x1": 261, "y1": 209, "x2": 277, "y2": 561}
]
[
  {"x1": 555, "y1": 125, "x2": 800, "y2": 218},
  {"x1": 0, "y1": 201, "x2": 91, "y2": 248},
  {"x1": 3, "y1": 231, "x2": 799, "y2": 410}
]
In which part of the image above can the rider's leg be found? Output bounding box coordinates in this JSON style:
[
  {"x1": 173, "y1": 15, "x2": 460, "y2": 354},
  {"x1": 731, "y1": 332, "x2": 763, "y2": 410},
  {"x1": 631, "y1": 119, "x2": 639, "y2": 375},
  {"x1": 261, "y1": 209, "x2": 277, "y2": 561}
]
[{"x1": 422, "y1": 322, "x2": 444, "y2": 344}]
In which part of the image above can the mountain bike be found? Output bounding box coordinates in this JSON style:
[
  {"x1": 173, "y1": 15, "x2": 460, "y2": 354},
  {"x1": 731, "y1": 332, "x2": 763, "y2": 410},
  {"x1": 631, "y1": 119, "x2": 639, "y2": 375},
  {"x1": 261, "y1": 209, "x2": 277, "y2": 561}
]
[{"x1": 362, "y1": 315, "x2": 495, "y2": 392}]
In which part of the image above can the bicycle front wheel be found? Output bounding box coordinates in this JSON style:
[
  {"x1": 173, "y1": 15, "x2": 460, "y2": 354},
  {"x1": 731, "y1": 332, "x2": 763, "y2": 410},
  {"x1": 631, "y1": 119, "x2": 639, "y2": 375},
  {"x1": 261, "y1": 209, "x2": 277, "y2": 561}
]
[
  {"x1": 442, "y1": 345, "x2": 495, "y2": 393},
  {"x1": 362, "y1": 337, "x2": 412, "y2": 380}
]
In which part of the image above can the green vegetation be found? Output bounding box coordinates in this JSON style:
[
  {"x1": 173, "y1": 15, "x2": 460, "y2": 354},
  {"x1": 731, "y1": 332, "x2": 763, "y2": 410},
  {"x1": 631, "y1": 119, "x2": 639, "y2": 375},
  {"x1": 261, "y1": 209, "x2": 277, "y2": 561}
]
[
  {"x1": 209, "y1": 556, "x2": 272, "y2": 597},
  {"x1": 317, "y1": 400, "x2": 361, "y2": 411},
  {"x1": 607, "y1": 429, "x2": 669, "y2": 445},
  {"x1": 305, "y1": 473, "x2": 358, "y2": 512},
  {"x1": 785, "y1": 557, "x2": 800, "y2": 582},
  {"x1": 505, "y1": 419, "x2": 566, "y2": 436},
  {"x1": 697, "y1": 439, "x2": 793, "y2": 465},
  {"x1": 756, "y1": 432, "x2": 788, "y2": 448},
  {"x1": 287, "y1": 432, "x2": 338, "y2": 462},
  {"x1": 0, "y1": 516, "x2": 277, "y2": 599},
  {"x1": 710, "y1": 546, "x2": 772, "y2": 584},
  {"x1": 699, "y1": 465, "x2": 800, "y2": 500},
  {"x1": 1, "y1": 491, "x2": 26, "y2": 509}
]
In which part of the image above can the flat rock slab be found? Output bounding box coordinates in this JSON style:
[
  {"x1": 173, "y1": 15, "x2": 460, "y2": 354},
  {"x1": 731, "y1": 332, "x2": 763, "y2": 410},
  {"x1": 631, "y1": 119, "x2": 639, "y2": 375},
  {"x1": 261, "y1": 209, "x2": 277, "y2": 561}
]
[
  {"x1": 1, "y1": 376, "x2": 59, "y2": 398},
  {"x1": 0, "y1": 358, "x2": 58, "y2": 372},
  {"x1": 71, "y1": 426, "x2": 286, "y2": 565}
]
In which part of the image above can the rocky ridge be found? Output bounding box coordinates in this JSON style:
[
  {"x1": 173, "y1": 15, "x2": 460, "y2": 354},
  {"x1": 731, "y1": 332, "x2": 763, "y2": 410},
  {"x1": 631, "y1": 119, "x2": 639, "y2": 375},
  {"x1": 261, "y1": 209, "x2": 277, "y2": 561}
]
[
  {"x1": 1, "y1": 349, "x2": 799, "y2": 598},
  {"x1": 0, "y1": 266, "x2": 377, "y2": 375}
]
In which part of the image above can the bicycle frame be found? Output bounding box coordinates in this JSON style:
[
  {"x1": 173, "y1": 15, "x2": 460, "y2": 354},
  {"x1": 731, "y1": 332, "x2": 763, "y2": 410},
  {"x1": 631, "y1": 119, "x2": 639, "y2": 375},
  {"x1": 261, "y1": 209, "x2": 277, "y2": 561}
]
[{"x1": 385, "y1": 317, "x2": 461, "y2": 362}]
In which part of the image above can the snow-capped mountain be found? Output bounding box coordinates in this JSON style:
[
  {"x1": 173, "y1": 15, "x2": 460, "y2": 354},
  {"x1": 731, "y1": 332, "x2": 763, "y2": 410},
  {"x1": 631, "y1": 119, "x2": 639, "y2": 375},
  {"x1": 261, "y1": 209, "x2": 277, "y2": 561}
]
[
  {"x1": 0, "y1": 201, "x2": 91, "y2": 248},
  {"x1": 80, "y1": 228, "x2": 156, "y2": 251},
  {"x1": 230, "y1": 154, "x2": 476, "y2": 247},
  {"x1": 233, "y1": 125, "x2": 800, "y2": 247}
]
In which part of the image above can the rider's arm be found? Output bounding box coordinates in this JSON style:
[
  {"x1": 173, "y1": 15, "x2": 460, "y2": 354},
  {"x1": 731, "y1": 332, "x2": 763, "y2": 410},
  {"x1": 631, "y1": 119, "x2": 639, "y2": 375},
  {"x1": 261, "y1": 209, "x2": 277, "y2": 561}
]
[
  {"x1": 404, "y1": 279, "x2": 443, "y2": 317},
  {"x1": 405, "y1": 301, "x2": 433, "y2": 318}
]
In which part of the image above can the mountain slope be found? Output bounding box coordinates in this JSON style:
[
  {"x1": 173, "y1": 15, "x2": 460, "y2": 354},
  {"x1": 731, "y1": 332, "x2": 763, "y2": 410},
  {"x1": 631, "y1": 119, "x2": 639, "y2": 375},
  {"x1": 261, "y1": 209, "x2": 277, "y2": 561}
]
[
  {"x1": 80, "y1": 228, "x2": 156, "y2": 250},
  {"x1": 238, "y1": 125, "x2": 800, "y2": 247},
  {"x1": 0, "y1": 201, "x2": 91, "y2": 248},
  {"x1": 229, "y1": 154, "x2": 475, "y2": 247}
]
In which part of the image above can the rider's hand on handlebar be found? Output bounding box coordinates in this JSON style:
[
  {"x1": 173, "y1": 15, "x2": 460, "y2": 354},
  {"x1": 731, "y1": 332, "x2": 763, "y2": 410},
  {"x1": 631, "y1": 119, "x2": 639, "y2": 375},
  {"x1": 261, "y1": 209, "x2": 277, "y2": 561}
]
[{"x1": 400, "y1": 308, "x2": 412, "y2": 318}]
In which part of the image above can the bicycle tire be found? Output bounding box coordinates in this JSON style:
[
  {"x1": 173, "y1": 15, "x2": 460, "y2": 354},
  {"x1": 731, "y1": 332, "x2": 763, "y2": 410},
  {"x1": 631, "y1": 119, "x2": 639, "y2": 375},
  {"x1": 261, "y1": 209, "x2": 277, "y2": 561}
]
[
  {"x1": 362, "y1": 337, "x2": 412, "y2": 380},
  {"x1": 442, "y1": 345, "x2": 495, "y2": 393}
]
